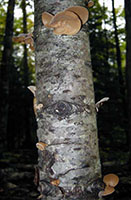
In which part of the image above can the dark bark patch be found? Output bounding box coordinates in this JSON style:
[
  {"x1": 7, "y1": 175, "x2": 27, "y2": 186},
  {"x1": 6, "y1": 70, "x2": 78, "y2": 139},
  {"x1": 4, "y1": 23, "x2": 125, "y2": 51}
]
[
  {"x1": 44, "y1": 100, "x2": 90, "y2": 118},
  {"x1": 74, "y1": 74, "x2": 81, "y2": 79},
  {"x1": 86, "y1": 178, "x2": 105, "y2": 198},
  {"x1": 63, "y1": 89, "x2": 71, "y2": 93},
  {"x1": 82, "y1": 163, "x2": 90, "y2": 168},
  {"x1": 45, "y1": 101, "x2": 72, "y2": 117},
  {"x1": 42, "y1": 150, "x2": 55, "y2": 175},
  {"x1": 71, "y1": 97, "x2": 76, "y2": 100},
  {"x1": 54, "y1": 101, "x2": 72, "y2": 116},
  {"x1": 73, "y1": 147, "x2": 81, "y2": 151},
  {"x1": 38, "y1": 113, "x2": 44, "y2": 119},
  {"x1": 48, "y1": 127, "x2": 55, "y2": 132},
  {"x1": 54, "y1": 73, "x2": 60, "y2": 78},
  {"x1": 39, "y1": 180, "x2": 62, "y2": 198},
  {"x1": 61, "y1": 178, "x2": 104, "y2": 199},
  {"x1": 84, "y1": 60, "x2": 92, "y2": 68}
]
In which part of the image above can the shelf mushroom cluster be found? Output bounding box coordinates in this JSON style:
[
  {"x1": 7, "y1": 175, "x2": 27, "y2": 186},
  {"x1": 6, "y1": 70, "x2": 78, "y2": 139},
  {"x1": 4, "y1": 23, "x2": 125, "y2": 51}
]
[
  {"x1": 99, "y1": 174, "x2": 119, "y2": 197},
  {"x1": 13, "y1": 33, "x2": 34, "y2": 50},
  {"x1": 42, "y1": 2, "x2": 94, "y2": 35}
]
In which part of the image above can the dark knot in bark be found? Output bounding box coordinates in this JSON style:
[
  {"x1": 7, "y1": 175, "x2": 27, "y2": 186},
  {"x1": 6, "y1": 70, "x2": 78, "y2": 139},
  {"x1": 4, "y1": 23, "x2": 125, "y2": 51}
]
[
  {"x1": 53, "y1": 101, "x2": 72, "y2": 116},
  {"x1": 44, "y1": 100, "x2": 91, "y2": 119},
  {"x1": 45, "y1": 100, "x2": 73, "y2": 118}
]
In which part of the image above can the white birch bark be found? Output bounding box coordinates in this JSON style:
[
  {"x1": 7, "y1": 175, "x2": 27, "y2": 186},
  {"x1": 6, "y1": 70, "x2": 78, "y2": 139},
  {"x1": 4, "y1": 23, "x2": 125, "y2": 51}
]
[{"x1": 34, "y1": 0, "x2": 102, "y2": 199}]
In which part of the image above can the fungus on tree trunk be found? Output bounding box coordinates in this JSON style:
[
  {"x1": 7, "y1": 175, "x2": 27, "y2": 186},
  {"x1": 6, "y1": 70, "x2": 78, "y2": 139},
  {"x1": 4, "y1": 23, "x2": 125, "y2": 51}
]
[
  {"x1": 42, "y1": 6, "x2": 91, "y2": 35},
  {"x1": 13, "y1": 33, "x2": 34, "y2": 50},
  {"x1": 99, "y1": 174, "x2": 119, "y2": 197},
  {"x1": 49, "y1": 10, "x2": 81, "y2": 35},
  {"x1": 36, "y1": 141, "x2": 48, "y2": 151},
  {"x1": 65, "y1": 6, "x2": 89, "y2": 24},
  {"x1": 42, "y1": 12, "x2": 54, "y2": 28},
  {"x1": 86, "y1": 0, "x2": 94, "y2": 8},
  {"x1": 103, "y1": 174, "x2": 119, "y2": 188},
  {"x1": 28, "y1": 86, "x2": 43, "y2": 115}
]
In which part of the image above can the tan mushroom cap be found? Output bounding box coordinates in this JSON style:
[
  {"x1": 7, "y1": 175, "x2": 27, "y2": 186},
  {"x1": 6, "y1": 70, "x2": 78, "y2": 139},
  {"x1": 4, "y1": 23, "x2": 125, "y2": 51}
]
[
  {"x1": 50, "y1": 179, "x2": 60, "y2": 186},
  {"x1": 33, "y1": 97, "x2": 37, "y2": 115},
  {"x1": 42, "y1": 12, "x2": 54, "y2": 28},
  {"x1": 101, "y1": 186, "x2": 115, "y2": 196},
  {"x1": 36, "y1": 142, "x2": 47, "y2": 151},
  {"x1": 28, "y1": 86, "x2": 36, "y2": 96},
  {"x1": 87, "y1": 1, "x2": 94, "y2": 8},
  {"x1": 103, "y1": 174, "x2": 119, "y2": 187},
  {"x1": 49, "y1": 10, "x2": 81, "y2": 35},
  {"x1": 13, "y1": 34, "x2": 26, "y2": 43},
  {"x1": 65, "y1": 6, "x2": 89, "y2": 24},
  {"x1": 29, "y1": 43, "x2": 35, "y2": 51}
]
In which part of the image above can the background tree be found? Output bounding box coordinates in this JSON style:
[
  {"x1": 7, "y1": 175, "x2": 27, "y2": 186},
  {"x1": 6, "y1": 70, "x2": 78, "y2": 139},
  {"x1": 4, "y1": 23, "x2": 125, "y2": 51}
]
[
  {"x1": 0, "y1": 0, "x2": 36, "y2": 150},
  {"x1": 0, "y1": 0, "x2": 16, "y2": 149},
  {"x1": 20, "y1": 0, "x2": 33, "y2": 147},
  {"x1": 112, "y1": 0, "x2": 124, "y2": 98},
  {"x1": 34, "y1": 0, "x2": 102, "y2": 199},
  {"x1": 20, "y1": 0, "x2": 29, "y2": 87},
  {"x1": 88, "y1": 0, "x2": 127, "y2": 166},
  {"x1": 125, "y1": 0, "x2": 131, "y2": 166}
]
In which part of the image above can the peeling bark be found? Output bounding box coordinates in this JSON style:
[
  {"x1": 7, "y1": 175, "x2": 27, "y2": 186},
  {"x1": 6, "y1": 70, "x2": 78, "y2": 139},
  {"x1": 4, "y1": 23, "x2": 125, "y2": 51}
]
[{"x1": 34, "y1": 0, "x2": 102, "y2": 199}]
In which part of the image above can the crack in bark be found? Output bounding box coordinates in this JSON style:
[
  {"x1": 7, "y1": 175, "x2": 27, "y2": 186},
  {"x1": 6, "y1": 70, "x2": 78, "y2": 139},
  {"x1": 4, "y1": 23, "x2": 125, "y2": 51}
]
[
  {"x1": 48, "y1": 142, "x2": 87, "y2": 146},
  {"x1": 59, "y1": 165, "x2": 90, "y2": 177}
]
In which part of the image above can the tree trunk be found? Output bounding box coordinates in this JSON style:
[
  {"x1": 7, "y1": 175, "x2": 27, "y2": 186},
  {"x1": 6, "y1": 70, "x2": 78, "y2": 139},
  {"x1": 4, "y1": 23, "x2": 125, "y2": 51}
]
[
  {"x1": 112, "y1": 0, "x2": 125, "y2": 97},
  {"x1": 112, "y1": 0, "x2": 128, "y2": 149},
  {"x1": 0, "y1": 0, "x2": 15, "y2": 149},
  {"x1": 20, "y1": 0, "x2": 32, "y2": 148},
  {"x1": 21, "y1": 0, "x2": 29, "y2": 87},
  {"x1": 34, "y1": 0, "x2": 102, "y2": 199},
  {"x1": 125, "y1": 0, "x2": 131, "y2": 166}
]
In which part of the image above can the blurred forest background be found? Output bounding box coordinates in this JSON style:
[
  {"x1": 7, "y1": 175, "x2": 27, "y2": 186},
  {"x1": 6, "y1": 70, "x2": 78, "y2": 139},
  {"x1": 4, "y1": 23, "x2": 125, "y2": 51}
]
[{"x1": 0, "y1": 0, "x2": 131, "y2": 199}]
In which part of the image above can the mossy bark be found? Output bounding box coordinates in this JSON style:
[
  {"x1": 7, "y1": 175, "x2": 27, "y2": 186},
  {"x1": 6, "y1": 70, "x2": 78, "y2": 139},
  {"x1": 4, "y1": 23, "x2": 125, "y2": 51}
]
[{"x1": 34, "y1": 0, "x2": 102, "y2": 199}]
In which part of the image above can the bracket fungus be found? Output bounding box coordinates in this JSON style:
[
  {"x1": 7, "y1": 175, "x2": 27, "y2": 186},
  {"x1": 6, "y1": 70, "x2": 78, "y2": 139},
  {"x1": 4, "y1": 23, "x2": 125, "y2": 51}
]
[
  {"x1": 50, "y1": 179, "x2": 60, "y2": 186},
  {"x1": 48, "y1": 10, "x2": 81, "y2": 35},
  {"x1": 28, "y1": 86, "x2": 43, "y2": 115},
  {"x1": 36, "y1": 142, "x2": 47, "y2": 151},
  {"x1": 28, "y1": 85, "x2": 36, "y2": 97},
  {"x1": 95, "y1": 97, "x2": 109, "y2": 112},
  {"x1": 99, "y1": 186, "x2": 115, "y2": 196},
  {"x1": 42, "y1": 5, "x2": 92, "y2": 35},
  {"x1": 99, "y1": 174, "x2": 119, "y2": 197},
  {"x1": 42, "y1": 12, "x2": 54, "y2": 28},
  {"x1": 103, "y1": 173, "x2": 119, "y2": 188},
  {"x1": 13, "y1": 33, "x2": 34, "y2": 50},
  {"x1": 86, "y1": 0, "x2": 94, "y2": 8},
  {"x1": 65, "y1": 6, "x2": 89, "y2": 25}
]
